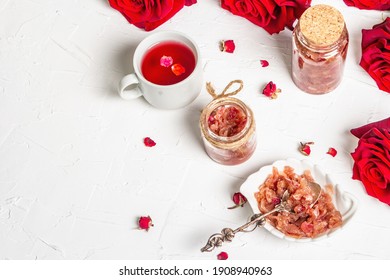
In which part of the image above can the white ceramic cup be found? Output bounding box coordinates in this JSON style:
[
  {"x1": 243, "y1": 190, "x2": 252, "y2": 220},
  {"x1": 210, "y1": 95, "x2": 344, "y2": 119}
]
[{"x1": 118, "y1": 31, "x2": 203, "y2": 110}]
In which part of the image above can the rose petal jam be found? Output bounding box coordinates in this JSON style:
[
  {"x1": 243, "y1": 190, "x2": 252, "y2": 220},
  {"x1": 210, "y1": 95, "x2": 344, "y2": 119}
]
[
  {"x1": 141, "y1": 41, "x2": 196, "y2": 85},
  {"x1": 255, "y1": 166, "x2": 342, "y2": 238},
  {"x1": 200, "y1": 97, "x2": 256, "y2": 165},
  {"x1": 292, "y1": 4, "x2": 349, "y2": 94}
]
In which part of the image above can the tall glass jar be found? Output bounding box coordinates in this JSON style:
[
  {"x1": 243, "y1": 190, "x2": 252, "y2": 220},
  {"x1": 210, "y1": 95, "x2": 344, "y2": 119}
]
[
  {"x1": 292, "y1": 4, "x2": 349, "y2": 94},
  {"x1": 200, "y1": 96, "x2": 256, "y2": 165}
]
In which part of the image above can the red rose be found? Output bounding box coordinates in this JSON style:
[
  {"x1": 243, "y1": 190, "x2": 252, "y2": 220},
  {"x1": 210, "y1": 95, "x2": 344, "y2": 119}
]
[
  {"x1": 343, "y1": 0, "x2": 390, "y2": 10},
  {"x1": 108, "y1": 0, "x2": 197, "y2": 31},
  {"x1": 221, "y1": 0, "x2": 311, "y2": 35},
  {"x1": 360, "y1": 17, "x2": 390, "y2": 93},
  {"x1": 351, "y1": 118, "x2": 390, "y2": 205}
]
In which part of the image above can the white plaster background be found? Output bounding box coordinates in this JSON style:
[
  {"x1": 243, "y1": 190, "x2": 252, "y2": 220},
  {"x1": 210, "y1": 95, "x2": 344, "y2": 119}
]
[{"x1": 0, "y1": 0, "x2": 389, "y2": 260}]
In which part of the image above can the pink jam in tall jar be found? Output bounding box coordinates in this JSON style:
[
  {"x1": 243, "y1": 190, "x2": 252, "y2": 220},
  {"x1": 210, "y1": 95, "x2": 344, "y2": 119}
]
[
  {"x1": 292, "y1": 4, "x2": 349, "y2": 94},
  {"x1": 200, "y1": 97, "x2": 256, "y2": 165}
]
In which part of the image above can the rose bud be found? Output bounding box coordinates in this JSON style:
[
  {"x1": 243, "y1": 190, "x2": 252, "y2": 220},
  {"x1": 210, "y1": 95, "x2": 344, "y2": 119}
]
[
  {"x1": 144, "y1": 137, "x2": 156, "y2": 147},
  {"x1": 299, "y1": 142, "x2": 314, "y2": 156},
  {"x1": 262, "y1": 81, "x2": 281, "y2": 99},
  {"x1": 327, "y1": 147, "x2": 337, "y2": 157},
  {"x1": 228, "y1": 192, "x2": 248, "y2": 209},
  {"x1": 138, "y1": 216, "x2": 154, "y2": 231},
  {"x1": 220, "y1": 40, "x2": 235, "y2": 53},
  {"x1": 171, "y1": 63, "x2": 186, "y2": 76},
  {"x1": 217, "y1": 251, "x2": 228, "y2": 260},
  {"x1": 260, "y1": 60, "x2": 269, "y2": 67}
]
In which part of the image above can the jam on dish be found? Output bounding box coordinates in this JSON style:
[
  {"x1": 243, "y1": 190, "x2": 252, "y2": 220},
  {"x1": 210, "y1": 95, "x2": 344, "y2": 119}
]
[{"x1": 255, "y1": 166, "x2": 342, "y2": 238}]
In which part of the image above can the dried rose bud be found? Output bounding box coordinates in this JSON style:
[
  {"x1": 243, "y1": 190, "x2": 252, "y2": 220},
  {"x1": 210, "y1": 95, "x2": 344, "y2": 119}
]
[
  {"x1": 327, "y1": 147, "x2": 337, "y2": 157},
  {"x1": 299, "y1": 142, "x2": 314, "y2": 156},
  {"x1": 220, "y1": 40, "x2": 235, "y2": 53},
  {"x1": 160, "y1": 55, "x2": 173, "y2": 67},
  {"x1": 138, "y1": 216, "x2": 153, "y2": 231},
  {"x1": 262, "y1": 81, "x2": 281, "y2": 99},
  {"x1": 144, "y1": 137, "x2": 156, "y2": 147},
  {"x1": 260, "y1": 60, "x2": 269, "y2": 67},
  {"x1": 171, "y1": 63, "x2": 186, "y2": 76},
  {"x1": 271, "y1": 197, "x2": 281, "y2": 205},
  {"x1": 217, "y1": 251, "x2": 228, "y2": 260},
  {"x1": 228, "y1": 192, "x2": 247, "y2": 209}
]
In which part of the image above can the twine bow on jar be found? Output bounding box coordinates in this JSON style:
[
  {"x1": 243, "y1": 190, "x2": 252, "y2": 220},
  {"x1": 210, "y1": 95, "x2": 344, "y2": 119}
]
[{"x1": 205, "y1": 79, "x2": 244, "y2": 100}]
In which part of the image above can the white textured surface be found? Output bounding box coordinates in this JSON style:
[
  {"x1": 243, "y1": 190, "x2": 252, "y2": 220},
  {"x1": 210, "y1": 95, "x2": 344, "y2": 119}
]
[{"x1": 0, "y1": 0, "x2": 389, "y2": 260}]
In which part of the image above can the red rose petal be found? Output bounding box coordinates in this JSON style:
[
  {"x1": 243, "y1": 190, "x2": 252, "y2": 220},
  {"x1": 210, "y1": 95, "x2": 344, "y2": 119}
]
[
  {"x1": 217, "y1": 251, "x2": 228, "y2": 260},
  {"x1": 171, "y1": 63, "x2": 186, "y2": 76},
  {"x1": 350, "y1": 117, "x2": 390, "y2": 138},
  {"x1": 138, "y1": 216, "x2": 154, "y2": 231},
  {"x1": 144, "y1": 137, "x2": 156, "y2": 147},
  {"x1": 327, "y1": 147, "x2": 337, "y2": 157},
  {"x1": 260, "y1": 60, "x2": 269, "y2": 67},
  {"x1": 220, "y1": 40, "x2": 235, "y2": 53}
]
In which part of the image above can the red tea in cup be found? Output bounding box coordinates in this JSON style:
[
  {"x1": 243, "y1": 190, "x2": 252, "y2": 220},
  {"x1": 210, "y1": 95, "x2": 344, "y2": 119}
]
[{"x1": 141, "y1": 41, "x2": 196, "y2": 86}]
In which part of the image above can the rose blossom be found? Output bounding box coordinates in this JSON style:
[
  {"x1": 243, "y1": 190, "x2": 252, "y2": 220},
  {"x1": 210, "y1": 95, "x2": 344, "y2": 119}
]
[
  {"x1": 360, "y1": 17, "x2": 390, "y2": 94},
  {"x1": 108, "y1": 0, "x2": 197, "y2": 31},
  {"x1": 351, "y1": 117, "x2": 390, "y2": 205},
  {"x1": 343, "y1": 0, "x2": 390, "y2": 10},
  {"x1": 221, "y1": 0, "x2": 311, "y2": 35}
]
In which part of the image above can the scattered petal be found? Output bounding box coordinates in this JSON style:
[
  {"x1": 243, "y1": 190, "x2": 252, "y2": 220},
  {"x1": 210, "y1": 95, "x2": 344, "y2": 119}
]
[
  {"x1": 144, "y1": 137, "x2": 156, "y2": 147},
  {"x1": 260, "y1": 60, "x2": 269, "y2": 67},
  {"x1": 160, "y1": 55, "x2": 173, "y2": 67},
  {"x1": 228, "y1": 192, "x2": 248, "y2": 209},
  {"x1": 220, "y1": 40, "x2": 235, "y2": 53},
  {"x1": 262, "y1": 81, "x2": 281, "y2": 99},
  {"x1": 171, "y1": 63, "x2": 186, "y2": 76},
  {"x1": 299, "y1": 142, "x2": 314, "y2": 156},
  {"x1": 327, "y1": 147, "x2": 337, "y2": 157},
  {"x1": 217, "y1": 251, "x2": 228, "y2": 260},
  {"x1": 138, "y1": 216, "x2": 154, "y2": 231}
]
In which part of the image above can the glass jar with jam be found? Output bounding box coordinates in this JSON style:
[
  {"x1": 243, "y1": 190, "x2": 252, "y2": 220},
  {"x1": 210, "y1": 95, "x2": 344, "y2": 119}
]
[
  {"x1": 292, "y1": 4, "x2": 349, "y2": 94},
  {"x1": 200, "y1": 86, "x2": 256, "y2": 165}
]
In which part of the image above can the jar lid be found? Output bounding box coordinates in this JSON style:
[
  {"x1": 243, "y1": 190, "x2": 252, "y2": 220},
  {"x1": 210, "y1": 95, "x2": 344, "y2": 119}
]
[{"x1": 299, "y1": 4, "x2": 345, "y2": 47}]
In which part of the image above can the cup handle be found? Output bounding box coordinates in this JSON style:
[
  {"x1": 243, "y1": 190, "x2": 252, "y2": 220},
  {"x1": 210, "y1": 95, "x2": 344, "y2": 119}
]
[{"x1": 118, "y1": 74, "x2": 143, "y2": 100}]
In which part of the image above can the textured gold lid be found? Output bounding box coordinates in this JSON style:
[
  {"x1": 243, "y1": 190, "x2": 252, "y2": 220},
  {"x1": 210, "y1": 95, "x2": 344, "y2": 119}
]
[{"x1": 299, "y1": 4, "x2": 345, "y2": 47}]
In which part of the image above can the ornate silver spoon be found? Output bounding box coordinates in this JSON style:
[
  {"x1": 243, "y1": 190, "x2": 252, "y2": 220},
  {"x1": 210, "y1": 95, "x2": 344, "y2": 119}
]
[{"x1": 200, "y1": 181, "x2": 322, "y2": 252}]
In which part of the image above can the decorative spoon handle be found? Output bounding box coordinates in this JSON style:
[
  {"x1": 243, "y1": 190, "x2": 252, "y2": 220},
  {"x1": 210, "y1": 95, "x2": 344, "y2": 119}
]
[
  {"x1": 200, "y1": 195, "x2": 289, "y2": 252},
  {"x1": 200, "y1": 211, "x2": 272, "y2": 252}
]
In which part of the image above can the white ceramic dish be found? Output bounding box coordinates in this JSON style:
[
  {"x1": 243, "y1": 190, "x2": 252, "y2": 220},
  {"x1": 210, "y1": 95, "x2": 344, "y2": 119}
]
[{"x1": 240, "y1": 158, "x2": 358, "y2": 242}]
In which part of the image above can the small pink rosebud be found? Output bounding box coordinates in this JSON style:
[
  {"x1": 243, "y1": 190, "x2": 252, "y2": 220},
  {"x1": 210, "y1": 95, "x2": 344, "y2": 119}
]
[
  {"x1": 160, "y1": 55, "x2": 173, "y2": 67},
  {"x1": 144, "y1": 137, "x2": 156, "y2": 147},
  {"x1": 138, "y1": 216, "x2": 154, "y2": 231},
  {"x1": 260, "y1": 60, "x2": 269, "y2": 67},
  {"x1": 220, "y1": 40, "x2": 235, "y2": 53},
  {"x1": 299, "y1": 142, "x2": 314, "y2": 156},
  {"x1": 327, "y1": 147, "x2": 337, "y2": 157},
  {"x1": 228, "y1": 192, "x2": 247, "y2": 209},
  {"x1": 262, "y1": 81, "x2": 281, "y2": 99},
  {"x1": 217, "y1": 251, "x2": 228, "y2": 260}
]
